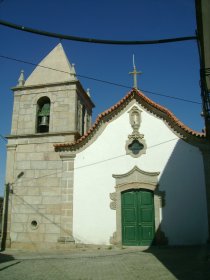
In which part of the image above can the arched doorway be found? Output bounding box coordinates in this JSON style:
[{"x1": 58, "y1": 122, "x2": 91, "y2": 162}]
[
  {"x1": 110, "y1": 166, "x2": 166, "y2": 246},
  {"x1": 121, "y1": 189, "x2": 155, "y2": 246}
]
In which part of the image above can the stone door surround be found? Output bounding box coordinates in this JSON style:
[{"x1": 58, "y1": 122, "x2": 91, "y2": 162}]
[{"x1": 110, "y1": 166, "x2": 165, "y2": 245}]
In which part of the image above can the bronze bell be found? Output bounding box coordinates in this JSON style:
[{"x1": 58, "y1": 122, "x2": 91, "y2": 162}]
[
  {"x1": 39, "y1": 115, "x2": 49, "y2": 127},
  {"x1": 37, "y1": 103, "x2": 50, "y2": 133}
]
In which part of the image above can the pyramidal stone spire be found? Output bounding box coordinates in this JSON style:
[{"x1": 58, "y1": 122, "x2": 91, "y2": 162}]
[
  {"x1": 17, "y1": 70, "x2": 25, "y2": 86},
  {"x1": 24, "y1": 43, "x2": 76, "y2": 86}
]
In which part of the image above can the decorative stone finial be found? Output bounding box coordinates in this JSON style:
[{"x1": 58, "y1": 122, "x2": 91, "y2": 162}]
[
  {"x1": 71, "y1": 63, "x2": 76, "y2": 75},
  {"x1": 125, "y1": 106, "x2": 146, "y2": 158},
  {"x1": 17, "y1": 70, "x2": 25, "y2": 86},
  {"x1": 87, "y1": 88, "x2": 91, "y2": 97}
]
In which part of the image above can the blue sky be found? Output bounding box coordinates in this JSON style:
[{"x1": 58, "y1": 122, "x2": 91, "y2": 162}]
[{"x1": 0, "y1": 0, "x2": 203, "y2": 195}]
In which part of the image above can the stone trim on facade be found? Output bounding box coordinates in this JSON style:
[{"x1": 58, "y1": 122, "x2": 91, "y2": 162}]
[
  {"x1": 2, "y1": 144, "x2": 18, "y2": 248},
  {"x1": 58, "y1": 153, "x2": 76, "y2": 244},
  {"x1": 13, "y1": 80, "x2": 78, "y2": 91},
  {"x1": 110, "y1": 166, "x2": 167, "y2": 246},
  {"x1": 125, "y1": 106, "x2": 147, "y2": 158},
  {"x1": 6, "y1": 131, "x2": 81, "y2": 139},
  {"x1": 54, "y1": 88, "x2": 206, "y2": 152}
]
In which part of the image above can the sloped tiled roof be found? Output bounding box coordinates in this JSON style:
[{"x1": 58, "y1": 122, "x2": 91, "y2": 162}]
[{"x1": 54, "y1": 88, "x2": 205, "y2": 151}]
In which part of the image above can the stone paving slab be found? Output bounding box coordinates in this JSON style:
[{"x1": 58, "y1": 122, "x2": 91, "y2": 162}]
[{"x1": 0, "y1": 246, "x2": 209, "y2": 280}]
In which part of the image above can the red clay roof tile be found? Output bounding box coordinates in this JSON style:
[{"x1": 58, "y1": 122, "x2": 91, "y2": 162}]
[{"x1": 54, "y1": 88, "x2": 205, "y2": 150}]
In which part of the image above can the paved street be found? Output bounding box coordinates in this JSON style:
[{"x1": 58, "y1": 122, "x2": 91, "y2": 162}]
[{"x1": 0, "y1": 246, "x2": 209, "y2": 280}]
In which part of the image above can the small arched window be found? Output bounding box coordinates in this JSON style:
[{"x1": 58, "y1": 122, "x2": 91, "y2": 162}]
[{"x1": 36, "y1": 97, "x2": 51, "y2": 133}]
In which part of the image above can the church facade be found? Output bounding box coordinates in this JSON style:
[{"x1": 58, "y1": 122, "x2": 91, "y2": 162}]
[{"x1": 2, "y1": 44, "x2": 209, "y2": 250}]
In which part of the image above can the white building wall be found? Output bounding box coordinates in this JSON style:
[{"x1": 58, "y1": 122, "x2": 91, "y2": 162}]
[{"x1": 73, "y1": 103, "x2": 208, "y2": 245}]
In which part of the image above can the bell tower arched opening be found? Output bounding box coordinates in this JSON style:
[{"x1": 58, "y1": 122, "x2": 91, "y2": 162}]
[{"x1": 36, "y1": 96, "x2": 51, "y2": 133}]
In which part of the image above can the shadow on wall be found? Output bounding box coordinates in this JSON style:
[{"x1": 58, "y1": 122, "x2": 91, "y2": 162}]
[
  {"x1": 0, "y1": 197, "x2": 3, "y2": 241},
  {"x1": 1, "y1": 185, "x2": 9, "y2": 251},
  {"x1": 0, "y1": 197, "x2": 17, "y2": 271},
  {"x1": 122, "y1": 139, "x2": 208, "y2": 247},
  {"x1": 158, "y1": 139, "x2": 208, "y2": 246},
  {"x1": 145, "y1": 139, "x2": 209, "y2": 279}
]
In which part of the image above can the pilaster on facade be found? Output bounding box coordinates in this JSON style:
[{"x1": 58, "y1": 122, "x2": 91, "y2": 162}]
[
  {"x1": 2, "y1": 144, "x2": 17, "y2": 248},
  {"x1": 58, "y1": 153, "x2": 76, "y2": 243}
]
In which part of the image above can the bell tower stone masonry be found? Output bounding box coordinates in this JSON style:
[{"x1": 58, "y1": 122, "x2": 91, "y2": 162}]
[{"x1": 3, "y1": 44, "x2": 94, "y2": 249}]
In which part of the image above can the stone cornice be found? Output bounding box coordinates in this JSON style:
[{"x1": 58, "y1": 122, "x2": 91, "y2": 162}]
[
  {"x1": 59, "y1": 153, "x2": 76, "y2": 160},
  {"x1": 6, "y1": 144, "x2": 17, "y2": 150},
  {"x1": 6, "y1": 131, "x2": 80, "y2": 139},
  {"x1": 76, "y1": 82, "x2": 95, "y2": 108},
  {"x1": 112, "y1": 165, "x2": 160, "y2": 179},
  {"x1": 12, "y1": 79, "x2": 94, "y2": 108},
  {"x1": 12, "y1": 80, "x2": 78, "y2": 91}
]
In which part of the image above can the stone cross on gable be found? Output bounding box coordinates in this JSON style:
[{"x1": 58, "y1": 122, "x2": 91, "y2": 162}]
[{"x1": 129, "y1": 55, "x2": 142, "y2": 89}]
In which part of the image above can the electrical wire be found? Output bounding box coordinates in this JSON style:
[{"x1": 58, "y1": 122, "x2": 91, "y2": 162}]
[
  {"x1": 0, "y1": 19, "x2": 197, "y2": 45},
  {"x1": 0, "y1": 54, "x2": 201, "y2": 105},
  {"x1": 11, "y1": 138, "x2": 179, "y2": 185}
]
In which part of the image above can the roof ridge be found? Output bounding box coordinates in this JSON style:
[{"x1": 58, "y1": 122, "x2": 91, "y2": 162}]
[{"x1": 134, "y1": 88, "x2": 204, "y2": 137}]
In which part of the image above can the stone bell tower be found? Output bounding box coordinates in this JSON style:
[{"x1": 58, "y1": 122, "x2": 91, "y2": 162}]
[
  {"x1": 3, "y1": 44, "x2": 94, "y2": 249},
  {"x1": 11, "y1": 43, "x2": 94, "y2": 139}
]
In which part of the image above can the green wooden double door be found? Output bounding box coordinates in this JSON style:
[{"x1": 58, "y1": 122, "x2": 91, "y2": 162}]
[{"x1": 121, "y1": 189, "x2": 155, "y2": 246}]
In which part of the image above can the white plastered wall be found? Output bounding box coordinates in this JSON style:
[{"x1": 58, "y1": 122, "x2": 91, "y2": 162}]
[{"x1": 73, "y1": 102, "x2": 208, "y2": 245}]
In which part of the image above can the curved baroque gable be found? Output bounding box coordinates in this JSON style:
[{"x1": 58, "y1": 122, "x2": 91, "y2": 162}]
[{"x1": 54, "y1": 89, "x2": 206, "y2": 152}]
